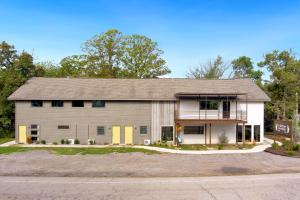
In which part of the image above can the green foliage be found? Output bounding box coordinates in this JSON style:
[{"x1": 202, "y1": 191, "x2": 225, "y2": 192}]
[
  {"x1": 74, "y1": 138, "x2": 80, "y2": 144},
  {"x1": 187, "y1": 56, "x2": 230, "y2": 79},
  {"x1": 53, "y1": 142, "x2": 58, "y2": 145},
  {"x1": 231, "y1": 56, "x2": 263, "y2": 86},
  {"x1": 41, "y1": 140, "x2": 46, "y2": 144},
  {"x1": 60, "y1": 139, "x2": 65, "y2": 144},
  {"x1": 271, "y1": 141, "x2": 280, "y2": 150},
  {"x1": 218, "y1": 132, "x2": 229, "y2": 145}
]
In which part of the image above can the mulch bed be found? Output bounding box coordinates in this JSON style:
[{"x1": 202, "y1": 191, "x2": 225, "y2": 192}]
[{"x1": 265, "y1": 147, "x2": 300, "y2": 158}]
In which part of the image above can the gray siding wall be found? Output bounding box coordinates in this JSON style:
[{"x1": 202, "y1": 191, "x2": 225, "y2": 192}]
[
  {"x1": 15, "y1": 101, "x2": 151, "y2": 144},
  {"x1": 151, "y1": 101, "x2": 175, "y2": 142}
]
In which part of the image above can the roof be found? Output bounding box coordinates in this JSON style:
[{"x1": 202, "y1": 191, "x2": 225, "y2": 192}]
[{"x1": 8, "y1": 77, "x2": 270, "y2": 101}]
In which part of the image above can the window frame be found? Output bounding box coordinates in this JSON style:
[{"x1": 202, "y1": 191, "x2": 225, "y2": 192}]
[
  {"x1": 97, "y1": 126, "x2": 105, "y2": 135},
  {"x1": 139, "y1": 126, "x2": 148, "y2": 135},
  {"x1": 200, "y1": 100, "x2": 219, "y2": 110},
  {"x1": 184, "y1": 126, "x2": 205, "y2": 135},
  {"x1": 161, "y1": 126, "x2": 174, "y2": 142},
  {"x1": 58, "y1": 125, "x2": 70, "y2": 129},
  {"x1": 72, "y1": 100, "x2": 84, "y2": 107},
  {"x1": 92, "y1": 100, "x2": 106, "y2": 108},
  {"x1": 51, "y1": 100, "x2": 64, "y2": 107},
  {"x1": 31, "y1": 100, "x2": 43, "y2": 107}
]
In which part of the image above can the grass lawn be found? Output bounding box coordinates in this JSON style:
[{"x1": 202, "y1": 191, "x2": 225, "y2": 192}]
[
  {"x1": 0, "y1": 137, "x2": 14, "y2": 144},
  {"x1": 0, "y1": 146, "x2": 159, "y2": 155},
  {"x1": 151, "y1": 143, "x2": 254, "y2": 150}
]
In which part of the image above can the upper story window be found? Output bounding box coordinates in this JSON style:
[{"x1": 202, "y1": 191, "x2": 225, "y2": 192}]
[
  {"x1": 92, "y1": 100, "x2": 105, "y2": 108},
  {"x1": 200, "y1": 100, "x2": 218, "y2": 110},
  {"x1": 52, "y1": 100, "x2": 64, "y2": 107},
  {"x1": 72, "y1": 100, "x2": 84, "y2": 107},
  {"x1": 31, "y1": 100, "x2": 43, "y2": 107}
]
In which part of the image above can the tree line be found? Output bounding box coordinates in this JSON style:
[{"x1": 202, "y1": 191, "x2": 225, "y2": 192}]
[{"x1": 1, "y1": 29, "x2": 299, "y2": 136}]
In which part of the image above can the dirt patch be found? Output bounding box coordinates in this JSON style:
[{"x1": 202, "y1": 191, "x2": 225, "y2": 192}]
[{"x1": 1, "y1": 150, "x2": 300, "y2": 177}]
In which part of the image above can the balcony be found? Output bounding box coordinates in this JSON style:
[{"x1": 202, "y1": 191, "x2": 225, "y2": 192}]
[{"x1": 175, "y1": 93, "x2": 248, "y2": 123}]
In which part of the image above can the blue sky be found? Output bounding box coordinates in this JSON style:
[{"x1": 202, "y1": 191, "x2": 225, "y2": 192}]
[{"x1": 1, "y1": 0, "x2": 300, "y2": 78}]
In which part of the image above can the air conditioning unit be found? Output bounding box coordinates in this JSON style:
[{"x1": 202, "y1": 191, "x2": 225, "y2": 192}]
[
  {"x1": 67, "y1": 139, "x2": 75, "y2": 145},
  {"x1": 144, "y1": 139, "x2": 151, "y2": 145},
  {"x1": 87, "y1": 139, "x2": 95, "y2": 145}
]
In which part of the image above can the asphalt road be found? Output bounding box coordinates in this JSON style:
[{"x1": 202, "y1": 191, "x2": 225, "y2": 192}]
[{"x1": 0, "y1": 173, "x2": 299, "y2": 200}]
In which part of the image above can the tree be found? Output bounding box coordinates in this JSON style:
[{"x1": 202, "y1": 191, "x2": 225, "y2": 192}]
[
  {"x1": 59, "y1": 55, "x2": 87, "y2": 77},
  {"x1": 231, "y1": 56, "x2": 263, "y2": 85},
  {"x1": 121, "y1": 35, "x2": 170, "y2": 78},
  {"x1": 258, "y1": 50, "x2": 300, "y2": 120},
  {"x1": 82, "y1": 29, "x2": 123, "y2": 78},
  {"x1": 187, "y1": 56, "x2": 231, "y2": 79},
  {"x1": 0, "y1": 41, "x2": 17, "y2": 69}
]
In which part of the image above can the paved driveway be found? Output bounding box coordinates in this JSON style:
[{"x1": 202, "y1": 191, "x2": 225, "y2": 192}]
[
  {"x1": 0, "y1": 151, "x2": 299, "y2": 177},
  {"x1": 0, "y1": 173, "x2": 299, "y2": 200}
]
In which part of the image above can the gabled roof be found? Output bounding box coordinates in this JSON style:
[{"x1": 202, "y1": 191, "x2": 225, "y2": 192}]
[{"x1": 8, "y1": 77, "x2": 270, "y2": 101}]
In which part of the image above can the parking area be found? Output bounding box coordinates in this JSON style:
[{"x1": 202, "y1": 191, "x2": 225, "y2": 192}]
[{"x1": 0, "y1": 150, "x2": 300, "y2": 177}]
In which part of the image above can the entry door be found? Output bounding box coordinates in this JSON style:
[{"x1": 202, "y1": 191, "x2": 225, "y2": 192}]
[
  {"x1": 112, "y1": 126, "x2": 121, "y2": 144},
  {"x1": 18, "y1": 125, "x2": 27, "y2": 144},
  {"x1": 124, "y1": 126, "x2": 133, "y2": 145},
  {"x1": 223, "y1": 101, "x2": 230, "y2": 119}
]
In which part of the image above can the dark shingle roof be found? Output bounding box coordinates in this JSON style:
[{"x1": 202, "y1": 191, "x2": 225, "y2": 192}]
[{"x1": 8, "y1": 77, "x2": 270, "y2": 101}]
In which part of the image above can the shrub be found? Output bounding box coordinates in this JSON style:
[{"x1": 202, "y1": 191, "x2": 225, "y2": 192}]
[
  {"x1": 60, "y1": 139, "x2": 65, "y2": 144},
  {"x1": 53, "y1": 142, "x2": 58, "y2": 145},
  {"x1": 218, "y1": 131, "x2": 228, "y2": 145},
  {"x1": 293, "y1": 144, "x2": 300, "y2": 151},
  {"x1": 286, "y1": 151, "x2": 296, "y2": 156},
  {"x1": 218, "y1": 144, "x2": 224, "y2": 150},
  {"x1": 74, "y1": 139, "x2": 80, "y2": 144},
  {"x1": 65, "y1": 139, "x2": 70, "y2": 145},
  {"x1": 272, "y1": 141, "x2": 280, "y2": 150},
  {"x1": 283, "y1": 140, "x2": 293, "y2": 151},
  {"x1": 41, "y1": 140, "x2": 46, "y2": 144}
]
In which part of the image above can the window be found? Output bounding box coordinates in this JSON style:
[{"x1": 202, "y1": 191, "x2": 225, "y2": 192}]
[
  {"x1": 31, "y1": 130, "x2": 38, "y2": 136},
  {"x1": 72, "y1": 100, "x2": 84, "y2": 107},
  {"x1": 161, "y1": 126, "x2": 173, "y2": 141},
  {"x1": 140, "y1": 126, "x2": 148, "y2": 134},
  {"x1": 200, "y1": 100, "x2": 218, "y2": 110},
  {"x1": 184, "y1": 126, "x2": 204, "y2": 134},
  {"x1": 236, "y1": 125, "x2": 243, "y2": 142},
  {"x1": 31, "y1": 124, "x2": 38, "y2": 129},
  {"x1": 92, "y1": 100, "x2": 105, "y2": 108},
  {"x1": 52, "y1": 100, "x2": 64, "y2": 107},
  {"x1": 245, "y1": 125, "x2": 251, "y2": 141},
  {"x1": 58, "y1": 125, "x2": 70, "y2": 129},
  {"x1": 31, "y1": 100, "x2": 43, "y2": 107},
  {"x1": 97, "y1": 126, "x2": 105, "y2": 135},
  {"x1": 254, "y1": 125, "x2": 260, "y2": 142}
]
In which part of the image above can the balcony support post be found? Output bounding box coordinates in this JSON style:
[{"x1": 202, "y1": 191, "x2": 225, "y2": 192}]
[
  {"x1": 246, "y1": 94, "x2": 248, "y2": 122},
  {"x1": 205, "y1": 95, "x2": 207, "y2": 120},
  {"x1": 209, "y1": 123, "x2": 212, "y2": 145},
  {"x1": 205, "y1": 123, "x2": 207, "y2": 145},
  {"x1": 242, "y1": 122, "x2": 245, "y2": 145},
  {"x1": 236, "y1": 95, "x2": 238, "y2": 120}
]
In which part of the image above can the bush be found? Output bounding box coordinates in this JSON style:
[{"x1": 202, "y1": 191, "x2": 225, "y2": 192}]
[
  {"x1": 293, "y1": 144, "x2": 300, "y2": 151},
  {"x1": 53, "y1": 142, "x2": 58, "y2": 145},
  {"x1": 74, "y1": 139, "x2": 80, "y2": 144},
  {"x1": 272, "y1": 141, "x2": 280, "y2": 150},
  {"x1": 283, "y1": 140, "x2": 293, "y2": 151},
  {"x1": 65, "y1": 139, "x2": 70, "y2": 145},
  {"x1": 60, "y1": 139, "x2": 65, "y2": 144},
  {"x1": 41, "y1": 140, "x2": 46, "y2": 144},
  {"x1": 218, "y1": 144, "x2": 224, "y2": 150},
  {"x1": 218, "y1": 132, "x2": 228, "y2": 145}
]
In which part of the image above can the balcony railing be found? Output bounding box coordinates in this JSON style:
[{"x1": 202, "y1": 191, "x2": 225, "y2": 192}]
[{"x1": 177, "y1": 110, "x2": 247, "y2": 121}]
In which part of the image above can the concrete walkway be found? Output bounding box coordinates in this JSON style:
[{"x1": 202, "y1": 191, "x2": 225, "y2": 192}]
[
  {"x1": 9, "y1": 140, "x2": 275, "y2": 155},
  {"x1": 0, "y1": 140, "x2": 16, "y2": 147}
]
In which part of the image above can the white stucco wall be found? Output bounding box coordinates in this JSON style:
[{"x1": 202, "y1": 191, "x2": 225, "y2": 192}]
[{"x1": 178, "y1": 100, "x2": 265, "y2": 144}]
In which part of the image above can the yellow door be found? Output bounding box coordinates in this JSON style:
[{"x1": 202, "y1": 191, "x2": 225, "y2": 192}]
[
  {"x1": 112, "y1": 126, "x2": 121, "y2": 144},
  {"x1": 18, "y1": 125, "x2": 27, "y2": 144},
  {"x1": 125, "y1": 126, "x2": 133, "y2": 145}
]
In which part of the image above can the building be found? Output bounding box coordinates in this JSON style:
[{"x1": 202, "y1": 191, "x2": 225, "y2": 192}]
[{"x1": 8, "y1": 77, "x2": 270, "y2": 145}]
